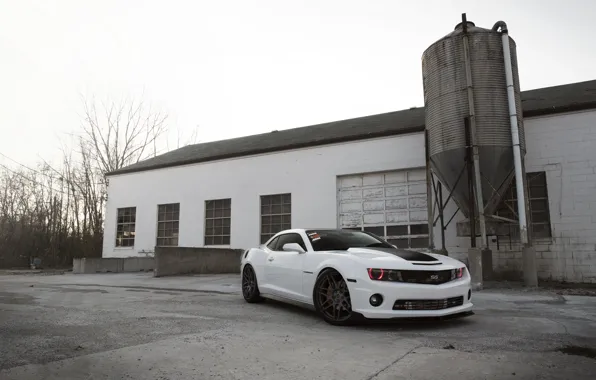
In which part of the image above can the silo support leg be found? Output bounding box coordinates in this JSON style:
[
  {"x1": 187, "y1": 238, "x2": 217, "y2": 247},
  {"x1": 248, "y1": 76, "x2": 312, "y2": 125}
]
[
  {"x1": 482, "y1": 248, "x2": 493, "y2": 281},
  {"x1": 467, "y1": 247, "x2": 483, "y2": 291},
  {"x1": 522, "y1": 246, "x2": 538, "y2": 287}
]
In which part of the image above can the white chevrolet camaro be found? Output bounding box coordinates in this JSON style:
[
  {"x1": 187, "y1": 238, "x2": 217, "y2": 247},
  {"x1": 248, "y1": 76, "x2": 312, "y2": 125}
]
[{"x1": 240, "y1": 228, "x2": 474, "y2": 325}]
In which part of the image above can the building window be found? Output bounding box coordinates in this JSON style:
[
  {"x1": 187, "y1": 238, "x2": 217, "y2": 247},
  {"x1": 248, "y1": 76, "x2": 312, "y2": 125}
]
[
  {"x1": 205, "y1": 198, "x2": 231, "y2": 245},
  {"x1": 260, "y1": 193, "x2": 291, "y2": 244},
  {"x1": 115, "y1": 207, "x2": 136, "y2": 247},
  {"x1": 337, "y1": 169, "x2": 430, "y2": 250},
  {"x1": 343, "y1": 224, "x2": 429, "y2": 249},
  {"x1": 496, "y1": 171, "x2": 552, "y2": 238},
  {"x1": 157, "y1": 203, "x2": 180, "y2": 246},
  {"x1": 385, "y1": 224, "x2": 429, "y2": 249}
]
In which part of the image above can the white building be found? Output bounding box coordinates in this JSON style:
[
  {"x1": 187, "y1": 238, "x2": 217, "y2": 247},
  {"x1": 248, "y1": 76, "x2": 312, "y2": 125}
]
[{"x1": 103, "y1": 79, "x2": 596, "y2": 283}]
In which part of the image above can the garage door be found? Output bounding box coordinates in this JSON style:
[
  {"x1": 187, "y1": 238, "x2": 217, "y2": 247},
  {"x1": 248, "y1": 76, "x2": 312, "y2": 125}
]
[{"x1": 337, "y1": 169, "x2": 429, "y2": 249}]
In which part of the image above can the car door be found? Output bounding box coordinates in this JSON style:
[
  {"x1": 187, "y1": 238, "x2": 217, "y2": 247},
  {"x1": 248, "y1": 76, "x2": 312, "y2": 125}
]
[
  {"x1": 268, "y1": 233, "x2": 307, "y2": 300},
  {"x1": 262, "y1": 236, "x2": 281, "y2": 292}
]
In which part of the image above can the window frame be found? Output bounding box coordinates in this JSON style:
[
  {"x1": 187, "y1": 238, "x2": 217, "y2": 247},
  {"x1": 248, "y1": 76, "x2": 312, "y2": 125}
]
[
  {"x1": 115, "y1": 206, "x2": 136, "y2": 248},
  {"x1": 495, "y1": 171, "x2": 552, "y2": 239},
  {"x1": 156, "y1": 203, "x2": 180, "y2": 247},
  {"x1": 259, "y1": 193, "x2": 291, "y2": 244},
  {"x1": 204, "y1": 198, "x2": 232, "y2": 246}
]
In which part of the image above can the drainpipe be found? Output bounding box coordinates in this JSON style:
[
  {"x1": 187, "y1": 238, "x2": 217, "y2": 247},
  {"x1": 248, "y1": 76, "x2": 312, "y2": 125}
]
[
  {"x1": 462, "y1": 16, "x2": 487, "y2": 249},
  {"x1": 492, "y1": 21, "x2": 529, "y2": 245}
]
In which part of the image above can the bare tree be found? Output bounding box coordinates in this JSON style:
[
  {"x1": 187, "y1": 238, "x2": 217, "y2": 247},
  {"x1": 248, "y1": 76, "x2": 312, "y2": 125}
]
[
  {"x1": 0, "y1": 95, "x2": 171, "y2": 269},
  {"x1": 80, "y1": 95, "x2": 168, "y2": 174}
]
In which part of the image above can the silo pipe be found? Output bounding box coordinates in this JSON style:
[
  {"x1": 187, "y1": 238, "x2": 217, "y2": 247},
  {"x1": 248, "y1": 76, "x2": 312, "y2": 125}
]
[
  {"x1": 462, "y1": 19, "x2": 488, "y2": 249},
  {"x1": 493, "y1": 21, "x2": 529, "y2": 245}
]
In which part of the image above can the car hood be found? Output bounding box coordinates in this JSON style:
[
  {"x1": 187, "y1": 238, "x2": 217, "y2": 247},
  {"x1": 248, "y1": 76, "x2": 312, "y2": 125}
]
[{"x1": 345, "y1": 247, "x2": 464, "y2": 268}]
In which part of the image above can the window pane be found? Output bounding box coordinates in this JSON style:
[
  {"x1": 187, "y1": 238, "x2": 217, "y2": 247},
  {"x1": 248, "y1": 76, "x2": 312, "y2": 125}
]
[
  {"x1": 410, "y1": 237, "x2": 428, "y2": 248},
  {"x1": 530, "y1": 199, "x2": 548, "y2": 212},
  {"x1": 261, "y1": 204, "x2": 271, "y2": 215},
  {"x1": 532, "y1": 211, "x2": 550, "y2": 223},
  {"x1": 388, "y1": 238, "x2": 408, "y2": 248},
  {"x1": 363, "y1": 226, "x2": 384, "y2": 236},
  {"x1": 387, "y1": 225, "x2": 408, "y2": 236},
  {"x1": 410, "y1": 224, "x2": 429, "y2": 235},
  {"x1": 530, "y1": 186, "x2": 547, "y2": 198}
]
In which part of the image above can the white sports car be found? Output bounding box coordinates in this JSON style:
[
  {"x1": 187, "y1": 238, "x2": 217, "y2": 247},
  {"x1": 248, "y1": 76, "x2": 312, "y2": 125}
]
[{"x1": 240, "y1": 228, "x2": 474, "y2": 325}]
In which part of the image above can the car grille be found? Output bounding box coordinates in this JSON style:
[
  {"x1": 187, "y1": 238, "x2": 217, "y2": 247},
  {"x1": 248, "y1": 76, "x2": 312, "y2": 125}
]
[
  {"x1": 399, "y1": 269, "x2": 454, "y2": 285},
  {"x1": 393, "y1": 296, "x2": 464, "y2": 311}
]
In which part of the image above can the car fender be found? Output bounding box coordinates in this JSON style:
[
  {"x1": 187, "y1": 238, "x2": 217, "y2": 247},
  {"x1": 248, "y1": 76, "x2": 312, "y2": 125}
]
[
  {"x1": 242, "y1": 247, "x2": 268, "y2": 285},
  {"x1": 306, "y1": 255, "x2": 362, "y2": 298}
]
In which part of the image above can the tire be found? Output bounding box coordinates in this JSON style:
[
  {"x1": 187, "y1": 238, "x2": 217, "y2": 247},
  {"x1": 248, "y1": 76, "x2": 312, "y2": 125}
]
[
  {"x1": 242, "y1": 264, "x2": 264, "y2": 303},
  {"x1": 313, "y1": 268, "x2": 355, "y2": 326}
]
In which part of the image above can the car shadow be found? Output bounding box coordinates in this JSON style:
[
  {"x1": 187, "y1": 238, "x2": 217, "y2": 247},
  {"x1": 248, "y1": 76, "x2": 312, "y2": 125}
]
[{"x1": 258, "y1": 298, "x2": 476, "y2": 331}]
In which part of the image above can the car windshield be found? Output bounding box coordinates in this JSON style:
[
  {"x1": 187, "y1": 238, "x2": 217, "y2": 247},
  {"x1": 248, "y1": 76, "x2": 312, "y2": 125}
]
[{"x1": 305, "y1": 229, "x2": 394, "y2": 251}]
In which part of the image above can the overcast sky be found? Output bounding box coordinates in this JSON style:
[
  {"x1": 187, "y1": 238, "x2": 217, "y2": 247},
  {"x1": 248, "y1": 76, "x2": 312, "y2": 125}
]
[{"x1": 1, "y1": 0, "x2": 594, "y2": 167}]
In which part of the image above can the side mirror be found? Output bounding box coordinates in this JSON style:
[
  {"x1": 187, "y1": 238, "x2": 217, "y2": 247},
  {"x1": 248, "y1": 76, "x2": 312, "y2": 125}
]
[{"x1": 282, "y1": 243, "x2": 305, "y2": 253}]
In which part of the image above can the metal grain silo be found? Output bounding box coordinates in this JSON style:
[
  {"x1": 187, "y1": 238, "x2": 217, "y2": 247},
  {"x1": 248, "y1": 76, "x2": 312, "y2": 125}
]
[{"x1": 422, "y1": 15, "x2": 529, "y2": 246}]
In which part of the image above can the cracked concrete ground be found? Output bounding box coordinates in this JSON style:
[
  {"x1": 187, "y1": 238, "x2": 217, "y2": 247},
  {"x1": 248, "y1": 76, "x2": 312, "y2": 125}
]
[{"x1": 0, "y1": 272, "x2": 595, "y2": 379}]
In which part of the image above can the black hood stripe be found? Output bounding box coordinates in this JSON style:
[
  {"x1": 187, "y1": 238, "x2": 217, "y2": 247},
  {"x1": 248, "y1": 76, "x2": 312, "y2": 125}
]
[{"x1": 357, "y1": 247, "x2": 439, "y2": 262}]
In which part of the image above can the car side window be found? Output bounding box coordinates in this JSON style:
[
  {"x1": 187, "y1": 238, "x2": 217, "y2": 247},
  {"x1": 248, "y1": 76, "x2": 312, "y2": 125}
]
[
  {"x1": 275, "y1": 233, "x2": 307, "y2": 251},
  {"x1": 266, "y1": 236, "x2": 279, "y2": 251}
]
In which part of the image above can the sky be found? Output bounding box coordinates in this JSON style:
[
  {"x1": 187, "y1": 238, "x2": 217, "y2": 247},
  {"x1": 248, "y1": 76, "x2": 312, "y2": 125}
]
[{"x1": 1, "y1": 0, "x2": 595, "y2": 168}]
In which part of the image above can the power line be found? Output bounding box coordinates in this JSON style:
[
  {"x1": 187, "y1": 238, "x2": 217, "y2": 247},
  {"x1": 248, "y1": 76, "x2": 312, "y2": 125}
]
[
  {"x1": 0, "y1": 151, "x2": 52, "y2": 177},
  {"x1": 0, "y1": 151, "x2": 106, "y2": 186},
  {"x1": 0, "y1": 162, "x2": 74, "y2": 197}
]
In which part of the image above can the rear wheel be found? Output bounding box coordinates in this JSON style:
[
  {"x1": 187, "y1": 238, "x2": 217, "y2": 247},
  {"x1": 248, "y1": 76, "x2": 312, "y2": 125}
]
[
  {"x1": 242, "y1": 264, "x2": 264, "y2": 303},
  {"x1": 313, "y1": 269, "x2": 354, "y2": 326}
]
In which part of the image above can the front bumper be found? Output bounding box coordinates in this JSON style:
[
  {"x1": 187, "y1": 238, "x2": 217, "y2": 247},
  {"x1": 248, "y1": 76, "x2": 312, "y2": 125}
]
[{"x1": 349, "y1": 276, "x2": 473, "y2": 320}]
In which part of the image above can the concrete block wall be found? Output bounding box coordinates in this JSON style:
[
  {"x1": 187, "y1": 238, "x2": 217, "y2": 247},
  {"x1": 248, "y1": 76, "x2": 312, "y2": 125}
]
[
  {"x1": 73, "y1": 257, "x2": 155, "y2": 274},
  {"x1": 436, "y1": 110, "x2": 596, "y2": 283},
  {"x1": 154, "y1": 246, "x2": 244, "y2": 277},
  {"x1": 514, "y1": 110, "x2": 596, "y2": 283}
]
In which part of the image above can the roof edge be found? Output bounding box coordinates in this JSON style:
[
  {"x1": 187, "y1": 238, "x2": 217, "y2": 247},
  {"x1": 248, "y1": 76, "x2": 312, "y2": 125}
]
[
  {"x1": 106, "y1": 80, "x2": 596, "y2": 177},
  {"x1": 106, "y1": 125, "x2": 425, "y2": 177}
]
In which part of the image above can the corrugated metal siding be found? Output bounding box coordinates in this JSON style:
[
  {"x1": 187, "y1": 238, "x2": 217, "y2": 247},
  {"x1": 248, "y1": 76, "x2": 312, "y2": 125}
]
[{"x1": 337, "y1": 169, "x2": 429, "y2": 249}]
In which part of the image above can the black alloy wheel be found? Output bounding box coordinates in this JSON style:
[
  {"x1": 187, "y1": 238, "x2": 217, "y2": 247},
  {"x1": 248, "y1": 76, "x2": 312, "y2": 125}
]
[
  {"x1": 314, "y1": 269, "x2": 354, "y2": 325},
  {"x1": 242, "y1": 265, "x2": 263, "y2": 303}
]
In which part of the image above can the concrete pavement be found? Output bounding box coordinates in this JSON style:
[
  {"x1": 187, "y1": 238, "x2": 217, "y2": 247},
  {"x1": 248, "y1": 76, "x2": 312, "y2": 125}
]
[{"x1": 1, "y1": 272, "x2": 595, "y2": 379}]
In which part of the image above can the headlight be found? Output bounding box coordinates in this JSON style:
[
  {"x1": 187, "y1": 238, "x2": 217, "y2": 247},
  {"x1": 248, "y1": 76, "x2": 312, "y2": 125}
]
[
  {"x1": 367, "y1": 268, "x2": 402, "y2": 281},
  {"x1": 366, "y1": 267, "x2": 465, "y2": 282}
]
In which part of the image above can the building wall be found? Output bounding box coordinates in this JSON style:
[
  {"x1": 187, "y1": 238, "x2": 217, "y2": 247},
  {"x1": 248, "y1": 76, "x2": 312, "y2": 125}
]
[
  {"x1": 103, "y1": 133, "x2": 426, "y2": 258},
  {"x1": 103, "y1": 109, "x2": 596, "y2": 283},
  {"x1": 437, "y1": 109, "x2": 596, "y2": 283}
]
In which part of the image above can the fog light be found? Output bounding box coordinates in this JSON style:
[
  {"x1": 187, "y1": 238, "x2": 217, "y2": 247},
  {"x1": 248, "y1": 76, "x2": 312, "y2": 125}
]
[
  {"x1": 369, "y1": 294, "x2": 383, "y2": 307},
  {"x1": 468, "y1": 289, "x2": 472, "y2": 300}
]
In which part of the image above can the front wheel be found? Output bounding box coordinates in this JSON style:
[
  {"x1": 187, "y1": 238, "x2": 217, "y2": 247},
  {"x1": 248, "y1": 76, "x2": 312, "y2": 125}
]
[
  {"x1": 313, "y1": 269, "x2": 355, "y2": 326},
  {"x1": 242, "y1": 264, "x2": 264, "y2": 303}
]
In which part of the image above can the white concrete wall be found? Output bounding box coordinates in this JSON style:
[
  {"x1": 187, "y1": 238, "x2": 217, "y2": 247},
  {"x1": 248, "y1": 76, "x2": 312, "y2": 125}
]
[
  {"x1": 435, "y1": 109, "x2": 596, "y2": 283},
  {"x1": 103, "y1": 109, "x2": 596, "y2": 283},
  {"x1": 103, "y1": 133, "x2": 426, "y2": 258}
]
